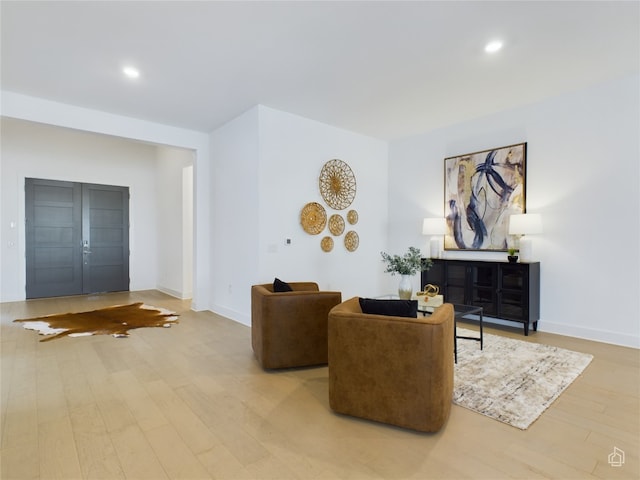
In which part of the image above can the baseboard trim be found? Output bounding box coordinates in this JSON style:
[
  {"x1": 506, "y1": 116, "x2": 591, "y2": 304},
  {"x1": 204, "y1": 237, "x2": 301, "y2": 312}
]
[
  {"x1": 539, "y1": 320, "x2": 639, "y2": 349},
  {"x1": 156, "y1": 285, "x2": 191, "y2": 300},
  {"x1": 209, "y1": 303, "x2": 250, "y2": 327},
  {"x1": 464, "y1": 315, "x2": 639, "y2": 349}
]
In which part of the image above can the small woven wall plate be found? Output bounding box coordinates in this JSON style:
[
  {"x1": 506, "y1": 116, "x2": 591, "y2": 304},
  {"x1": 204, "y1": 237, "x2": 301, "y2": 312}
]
[
  {"x1": 347, "y1": 209, "x2": 358, "y2": 225},
  {"x1": 344, "y1": 230, "x2": 359, "y2": 252},
  {"x1": 329, "y1": 214, "x2": 345, "y2": 236},
  {"x1": 321, "y1": 236, "x2": 334, "y2": 252},
  {"x1": 300, "y1": 202, "x2": 327, "y2": 235}
]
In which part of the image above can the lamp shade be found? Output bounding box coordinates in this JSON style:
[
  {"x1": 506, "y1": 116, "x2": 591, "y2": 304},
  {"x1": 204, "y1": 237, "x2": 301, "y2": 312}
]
[
  {"x1": 508, "y1": 214, "x2": 542, "y2": 235},
  {"x1": 422, "y1": 218, "x2": 446, "y2": 235}
]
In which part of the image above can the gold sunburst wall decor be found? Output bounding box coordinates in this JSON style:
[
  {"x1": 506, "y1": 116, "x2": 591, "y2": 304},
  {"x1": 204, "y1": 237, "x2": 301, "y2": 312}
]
[
  {"x1": 319, "y1": 159, "x2": 356, "y2": 210},
  {"x1": 300, "y1": 202, "x2": 327, "y2": 235}
]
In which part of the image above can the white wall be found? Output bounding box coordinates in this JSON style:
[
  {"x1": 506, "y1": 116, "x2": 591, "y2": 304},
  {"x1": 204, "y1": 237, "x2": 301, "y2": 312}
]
[
  {"x1": 388, "y1": 74, "x2": 640, "y2": 348},
  {"x1": 257, "y1": 106, "x2": 389, "y2": 300},
  {"x1": 209, "y1": 106, "x2": 261, "y2": 323},
  {"x1": 3, "y1": 79, "x2": 637, "y2": 348},
  {"x1": 209, "y1": 105, "x2": 389, "y2": 326},
  {"x1": 156, "y1": 146, "x2": 194, "y2": 299},
  {"x1": 0, "y1": 118, "x2": 159, "y2": 299},
  {"x1": 182, "y1": 164, "x2": 194, "y2": 299}
]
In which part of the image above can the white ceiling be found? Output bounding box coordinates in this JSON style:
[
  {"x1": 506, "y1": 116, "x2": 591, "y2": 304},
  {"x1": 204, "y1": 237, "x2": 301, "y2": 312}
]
[{"x1": 2, "y1": 1, "x2": 638, "y2": 140}]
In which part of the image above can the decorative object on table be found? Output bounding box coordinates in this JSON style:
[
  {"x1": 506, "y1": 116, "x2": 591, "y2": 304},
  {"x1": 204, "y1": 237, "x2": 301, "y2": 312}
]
[
  {"x1": 397, "y1": 275, "x2": 413, "y2": 300},
  {"x1": 422, "y1": 217, "x2": 447, "y2": 258},
  {"x1": 380, "y1": 247, "x2": 432, "y2": 299},
  {"x1": 344, "y1": 230, "x2": 359, "y2": 252},
  {"x1": 417, "y1": 294, "x2": 444, "y2": 309},
  {"x1": 319, "y1": 159, "x2": 356, "y2": 210},
  {"x1": 508, "y1": 213, "x2": 542, "y2": 262},
  {"x1": 507, "y1": 247, "x2": 519, "y2": 263},
  {"x1": 454, "y1": 327, "x2": 593, "y2": 429},
  {"x1": 14, "y1": 303, "x2": 178, "y2": 342},
  {"x1": 346, "y1": 209, "x2": 358, "y2": 225},
  {"x1": 444, "y1": 142, "x2": 526, "y2": 251},
  {"x1": 417, "y1": 283, "x2": 440, "y2": 297},
  {"x1": 300, "y1": 201, "x2": 327, "y2": 235},
  {"x1": 416, "y1": 284, "x2": 443, "y2": 310},
  {"x1": 321, "y1": 236, "x2": 334, "y2": 252},
  {"x1": 328, "y1": 214, "x2": 345, "y2": 236}
]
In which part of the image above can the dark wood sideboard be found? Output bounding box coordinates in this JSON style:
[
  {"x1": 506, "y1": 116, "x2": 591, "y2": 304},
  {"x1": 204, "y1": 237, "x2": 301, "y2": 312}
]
[{"x1": 421, "y1": 259, "x2": 540, "y2": 335}]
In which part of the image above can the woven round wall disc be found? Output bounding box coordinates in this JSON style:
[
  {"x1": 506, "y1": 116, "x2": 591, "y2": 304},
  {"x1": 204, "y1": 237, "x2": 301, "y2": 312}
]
[
  {"x1": 300, "y1": 202, "x2": 327, "y2": 235},
  {"x1": 344, "y1": 230, "x2": 359, "y2": 252},
  {"x1": 329, "y1": 214, "x2": 345, "y2": 236},
  {"x1": 347, "y1": 209, "x2": 359, "y2": 225},
  {"x1": 319, "y1": 159, "x2": 356, "y2": 210},
  {"x1": 321, "y1": 236, "x2": 334, "y2": 252}
]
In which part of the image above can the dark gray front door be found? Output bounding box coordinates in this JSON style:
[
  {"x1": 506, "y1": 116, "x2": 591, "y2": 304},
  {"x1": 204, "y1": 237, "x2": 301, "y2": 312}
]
[
  {"x1": 26, "y1": 178, "x2": 129, "y2": 299},
  {"x1": 81, "y1": 183, "x2": 130, "y2": 295},
  {"x1": 25, "y1": 179, "x2": 82, "y2": 298}
]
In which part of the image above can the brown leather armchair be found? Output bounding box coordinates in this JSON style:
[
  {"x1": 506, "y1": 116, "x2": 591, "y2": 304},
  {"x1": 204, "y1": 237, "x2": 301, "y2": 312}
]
[
  {"x1": 328, "y1": 297, "x2": 454, "y2": 432},
  {"x1": 251, "y1": 282, "x2": 342, "y2": 369}
]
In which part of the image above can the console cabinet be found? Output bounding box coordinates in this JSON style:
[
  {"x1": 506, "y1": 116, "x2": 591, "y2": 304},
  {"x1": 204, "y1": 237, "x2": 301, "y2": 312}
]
[{"x1": 421, "y1": 259, "x2": 540, "y2": 335}]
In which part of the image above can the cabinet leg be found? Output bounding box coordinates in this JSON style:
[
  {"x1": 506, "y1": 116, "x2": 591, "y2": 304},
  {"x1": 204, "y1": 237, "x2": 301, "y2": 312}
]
[
  {"x1": 524, "y1": 322, "x2": 529, "y2": 336},
  {"x1": 533, "y1": 321, "x2": 538, "y2": 332}
]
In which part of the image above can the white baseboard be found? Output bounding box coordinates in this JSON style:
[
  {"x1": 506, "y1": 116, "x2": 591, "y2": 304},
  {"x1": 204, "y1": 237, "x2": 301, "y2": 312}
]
[
  {"x1": 209, "y1": 303, "x2": 250, "y2": 327},
  {"x1": 157, "y1": 285, "x2": 190, "y2": 300},
  {"x1": 539, "y1": 320, "x2": 639, "y2": 349},
  {"x1": 466, "y1": 315, "x2": 639, "y2": 349},
  {"x1": 0, "y1": 293, "x2": 24, "y2": 303}
]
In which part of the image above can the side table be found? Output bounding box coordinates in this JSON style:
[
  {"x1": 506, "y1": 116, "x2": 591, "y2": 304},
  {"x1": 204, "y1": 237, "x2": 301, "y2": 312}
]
[{"x1": 418, "y1": 303, "x2": 483, "y2": 363}]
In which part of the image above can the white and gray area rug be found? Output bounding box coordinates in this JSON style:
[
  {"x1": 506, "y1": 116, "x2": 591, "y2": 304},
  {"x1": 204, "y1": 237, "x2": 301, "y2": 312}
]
[{"x1": 454, "y1": 328, "x2": 593, "y2": 429}]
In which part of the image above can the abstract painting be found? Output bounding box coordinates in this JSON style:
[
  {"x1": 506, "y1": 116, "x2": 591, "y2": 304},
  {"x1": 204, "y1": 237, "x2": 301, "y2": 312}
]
[{"x1": 444, "y1": 143, "x2": 526, "y2": 251}]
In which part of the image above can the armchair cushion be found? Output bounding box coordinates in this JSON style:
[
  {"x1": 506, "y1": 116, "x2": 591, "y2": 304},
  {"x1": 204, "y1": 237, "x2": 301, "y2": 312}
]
[
  {"x1": 358, "y1": 298, "x2": 418, "y2": 317},
  {"x1": 273, "y1": 277, "x2": 293, "y2": 292}
]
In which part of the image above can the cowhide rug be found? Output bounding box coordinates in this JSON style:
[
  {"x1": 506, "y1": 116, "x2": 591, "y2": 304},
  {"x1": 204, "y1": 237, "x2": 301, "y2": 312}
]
[{"x1": 14, "y1": 302, "x2": 179, "y2": 342}]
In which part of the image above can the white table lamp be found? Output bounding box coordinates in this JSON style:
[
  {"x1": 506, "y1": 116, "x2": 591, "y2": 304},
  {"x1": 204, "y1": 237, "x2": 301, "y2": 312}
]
[
  {"x1": 508, "y1": 213, "x2": 542, "y2": 262},
  {"x1": 422, "y1": 218, "x2": 447, "y2": 259}
]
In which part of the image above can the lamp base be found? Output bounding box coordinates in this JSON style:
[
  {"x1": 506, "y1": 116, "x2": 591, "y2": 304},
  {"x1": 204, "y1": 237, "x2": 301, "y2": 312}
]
[
  {"x1": 519, "y1": 237, "x2": 533, "y2": 262},
  {"x1": 430, "y1": 237, "x2": 441, "y2": 259}
]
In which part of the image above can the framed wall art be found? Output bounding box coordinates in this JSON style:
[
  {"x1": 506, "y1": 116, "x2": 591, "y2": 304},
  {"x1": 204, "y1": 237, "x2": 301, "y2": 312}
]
[{"x1": 444, "y1": 142, "x2": 526, "y2": 251}]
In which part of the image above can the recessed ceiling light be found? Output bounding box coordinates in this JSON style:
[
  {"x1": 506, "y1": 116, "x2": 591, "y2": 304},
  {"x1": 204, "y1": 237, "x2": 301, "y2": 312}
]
[
  {"x1": 484, "y1": 41, "x2": 503, "y2": 53},
  {"x1": 123, "y1": 66, "x2": 140, "y2": 79}
]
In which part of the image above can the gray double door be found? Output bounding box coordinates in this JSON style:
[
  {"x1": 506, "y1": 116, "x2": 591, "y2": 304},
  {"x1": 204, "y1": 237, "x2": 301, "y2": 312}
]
[{"x1": 25, "y1": 178, "x2": 130, "y2": 299}]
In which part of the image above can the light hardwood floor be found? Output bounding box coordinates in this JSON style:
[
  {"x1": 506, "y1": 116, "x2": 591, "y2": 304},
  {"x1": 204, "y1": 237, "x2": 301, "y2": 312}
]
[{"x1": 1, "y1": 290, "x2": 638, "y2": 479}]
